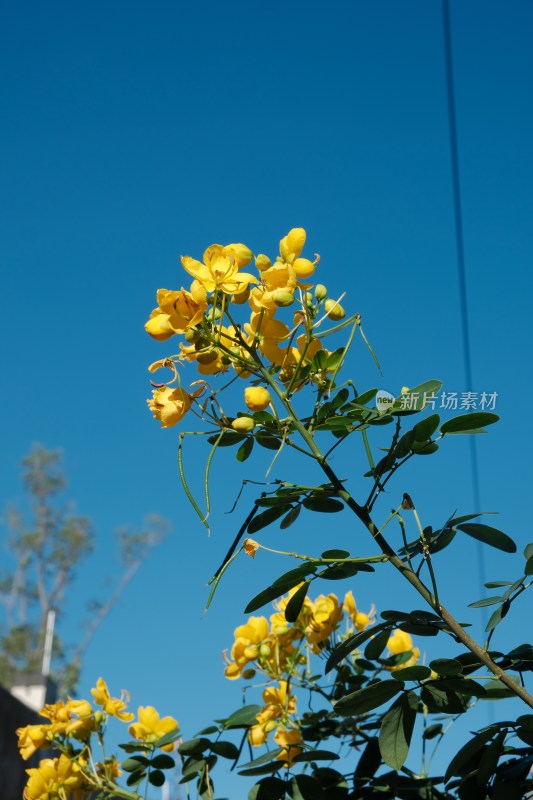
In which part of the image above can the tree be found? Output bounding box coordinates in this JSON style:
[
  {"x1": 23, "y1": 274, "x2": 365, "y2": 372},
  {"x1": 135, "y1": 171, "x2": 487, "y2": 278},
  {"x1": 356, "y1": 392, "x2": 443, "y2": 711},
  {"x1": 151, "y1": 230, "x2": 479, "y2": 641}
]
[
  {"x1": 16, "y1": 229, "x2": 533, "y2": 799},
  {"x1": 0, "y1": 444, "x2": 167, "y2": 695}
]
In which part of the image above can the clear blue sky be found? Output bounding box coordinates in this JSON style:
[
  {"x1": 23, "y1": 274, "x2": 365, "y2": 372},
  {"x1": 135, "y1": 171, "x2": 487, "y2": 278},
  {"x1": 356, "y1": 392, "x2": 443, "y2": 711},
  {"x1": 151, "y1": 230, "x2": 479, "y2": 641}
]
[{"x1": 1, "y1": 1, "x2": 532, "y2": 796}]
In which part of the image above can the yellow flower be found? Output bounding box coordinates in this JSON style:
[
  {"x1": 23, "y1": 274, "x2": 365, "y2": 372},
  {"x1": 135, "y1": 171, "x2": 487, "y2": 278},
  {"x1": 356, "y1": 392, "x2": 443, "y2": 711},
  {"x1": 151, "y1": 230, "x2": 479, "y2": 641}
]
[
  {"x1": 274, "y1": 727, "x2": 304, "y2": 767},
  {"x1": 24, "y1": 754, "x2": 85, "y2": 800},
  {"x1": 305, "y1": 593, "x2": 343, "y2": 649},
  {"x1": 17, "y1": 725, "x2": 51, "y2": 760},
  {"x1": 90, "y1": 678, "x2": 134, "y2": 722},
  {"x1": 343, "y1": 591, "x2": 376, "y2": 631},
  {"x1": 223, "y1": 616, "x2": 271, "y2": 679},
  {"x1": 248, "y1": 681, "x2": 297, "y2": 748},
  {"x1": 129, "y1": 706, "x2": 179, "y2": 752},
  {"x1": 250, "y1": 261, "x2": 297, "y2": 310},
  {"x1": 244, "y1": 386, "x2": 271, "y2": 412},
  {"x1": 145, "y1": 283, "x2": 208, "y2": 340},
  {"x1": 147, "y1": 386, "x2": 192, "y2": 428},
  {"x1": 95, "y1": 759, "x2": 122, "y2": 780},
  {"x1": 386, "y1": 630, "x2": 420, "y2": 670},
  {"x1": 181, "y1": 244, "x2": 257, "y2": 295}
]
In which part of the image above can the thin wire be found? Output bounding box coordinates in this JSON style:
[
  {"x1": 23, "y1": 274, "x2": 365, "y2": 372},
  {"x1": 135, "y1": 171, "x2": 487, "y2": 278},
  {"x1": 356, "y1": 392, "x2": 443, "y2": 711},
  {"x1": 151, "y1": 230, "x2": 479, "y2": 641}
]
[{"x1": 442, "y1": 1, "x2": 487, "y2": 598}]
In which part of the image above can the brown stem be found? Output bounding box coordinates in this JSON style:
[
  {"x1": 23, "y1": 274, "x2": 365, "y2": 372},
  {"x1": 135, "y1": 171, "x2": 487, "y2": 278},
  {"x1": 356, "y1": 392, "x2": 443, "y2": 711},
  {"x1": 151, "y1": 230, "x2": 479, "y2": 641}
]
[{"x1": 318, "y1": 460, "x2": 533, "y2": 710}]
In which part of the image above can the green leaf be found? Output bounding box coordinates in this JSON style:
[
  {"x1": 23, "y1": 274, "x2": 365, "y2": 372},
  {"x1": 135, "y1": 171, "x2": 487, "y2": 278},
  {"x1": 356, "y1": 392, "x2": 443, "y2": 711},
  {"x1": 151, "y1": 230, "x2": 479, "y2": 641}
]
[
  {"x1": 524, "y1": 543, "x2": 533, "y2": 560},
  {"x1": 285, "y1": 581, "x2": 311, "y2": 623},
  {"x1": 457, "y1": 523, "x2": 517, "y2": 553},
  {"x1": 239, "y1": 748, "x2": 284, "y2": 770},
  {"x1": 525, "y1": 555, "x2": 533, "y2": 575},
  {"x1": 255, "y1": 433, "x2": 283, "y2": 450},
  {"x1": 477, "y1": 730, "x2": 506, "y2": 786},
  {"x1": 247, "y1": 505, "x2": 290, "y2": 534},
  {"x1": 153, "y1": 729, "x2": 181, "y2": 748},
  {"x1": 150, "y1": 754, "x2": 175, "y2": 770},
  {"x1": 391, "y1": 666, "x2": 431, "y2": 681},
  {"x1": 209, "y1": 740, "x2": 239, "y2": 759},
  {"x1": 292, "y1": 749, "x2": 340, "y2": 763},
  {"x1": 303, "y1": 496, "x2": 344, "y2": 513},
  {"x1": 317, "y1": 562, "x2": 363, "y2": 580},
  {"x1": 353, "y1": 388, "x2": 378, "y2": 407},
  {"x1": 468, "y1": 596, "x2": 505, "y2": 608},
  {"x1": 486, "y1": 601, "x2": 509, "y2": 633},
  {"x1": 334, "y1": 679, "x2": 403, "y2": 716},
  {"x1": 413, "y1": 414, "x2": 440, "y2": 441},
  {"x1": 208, "y1": 431, "x2": 246, "y2": 446},
  {"x1": 245, "y1": 585, "x2": 289, "y2": 614},
  {"x1": 325, "y1": 624, "x2": 389, "y2": 673},
  {"x1": 272, "y1": 563, "x2": 317, "y2": 588},
  {"x1": 440, "y1": 412, "x2": 499, "y2": 435},
  {"x1": 321, "y1": 549, "x2": 350, "y2": 559},
  {"x1": 445, "y1": 726, "x2": 499, "y2": 781},
  {"x1": 239, "y1": 762, "x2": 282, "y2": 777},
  {"x1": 429, "y1": 659, "x2": 463, "y2": 677},
  {"x1": 289, "y1": 774, "x2": 326, "y2": 799},
  {"x1": 148, "y1": 769, "x2": 165, "y2": 787},
  {"x1": 364, "y1": 628, "x2": 391, "y2": 661},
  {"x1": 236, "y1": 438, "x2": 254, "y2": 462},
  {"x1": 218, "y1": 704, "x2": 262, "y2": 730},
  {"x1": 411, "y1": 441, "x2": 439, "y2": 455},
  {"x1": 391, "y1": 380, "x2": 443, "y2": 414},
  {"x1": 353, "y1": 737, "x2": 381, "y2": 787},
  {"x1": 378, "y1": 691, "x2": 418, "y2": 771},
  {"x1": 178, "y1": 738, "x2": 210, "y2": 756},
  {"x1": 280, "y1": 504, "x2": 302, "y2": 530},
  {"x1": 122, "y1": 756, "x2": 149, "y2": 772},
  {"x1": 248, "y1": 777, "x2": 286, "y2": 800}
]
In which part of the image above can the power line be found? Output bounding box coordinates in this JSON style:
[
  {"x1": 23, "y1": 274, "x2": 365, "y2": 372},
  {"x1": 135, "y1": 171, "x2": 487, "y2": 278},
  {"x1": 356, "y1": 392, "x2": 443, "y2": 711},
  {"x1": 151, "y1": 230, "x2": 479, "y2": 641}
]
[{"x1": 441, "y1": 0, "x2": 486, "y2": 590}]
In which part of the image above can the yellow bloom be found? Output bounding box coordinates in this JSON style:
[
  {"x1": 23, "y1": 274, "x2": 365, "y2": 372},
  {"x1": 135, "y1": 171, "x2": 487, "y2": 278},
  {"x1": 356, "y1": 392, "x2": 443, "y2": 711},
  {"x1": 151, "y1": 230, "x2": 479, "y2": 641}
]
[
  {"x1": 305, "y1": 593, "x2": 343, "y2": 649},
  {"x1": 90, "y1": 678, "x2": 134, "y2": 722},
  {"x1": 274, "y1": 727, "x2": 304, "y2": 767},
  {"x1": 250, "y1": 261, "x2": 297, "y2": 310},
  {"x1": 145, "y1": 283, "x2": 208, "y2": 340},
  {"x1": 244, "y1": 386, "x2": 271, "y2": 412},
  {"x1": 17, "y1": 725, "x2": 51, "y2": 760},
  {"x1": 223, "y1": 616, "x2": 271, "y2": 679},
  {"x1": 343, "y1": 591, "x2": 376, "y2": 631},
  {"x1": 248, "y1": 681, "x2": 297, "y2": 748},
  {"x1": 24, "y1": 754, "x2": 85, "y2": 800},
  {"x1": 386, "y1": 630, "x2": 420, "y2": 670},
  {"x1": 129, "y1": 706, "x2": 179, "y2": 752},
  {"x1": 181, "y1": 244, "x2": 257, "y2": 295},
  {"x1": 147, "y1": 386, "x2": 192, "y2": 428},
  {"x1": 96, "y1": 759, "x2": 122, "y2": 780}
]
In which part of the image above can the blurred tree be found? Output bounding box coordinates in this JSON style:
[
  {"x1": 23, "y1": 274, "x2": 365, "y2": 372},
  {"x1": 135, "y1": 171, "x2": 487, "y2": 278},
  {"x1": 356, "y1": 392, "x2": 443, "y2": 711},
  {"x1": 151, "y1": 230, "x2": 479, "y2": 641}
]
[{"x1": 0, "y1": 445, "x2": 167, "y2": 695}]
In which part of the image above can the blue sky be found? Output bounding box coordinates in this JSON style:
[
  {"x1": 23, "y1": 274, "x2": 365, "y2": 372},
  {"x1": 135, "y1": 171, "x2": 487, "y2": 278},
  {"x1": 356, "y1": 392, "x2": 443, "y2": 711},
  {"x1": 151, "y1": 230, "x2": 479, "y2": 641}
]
[{"x1": 1, "y1": 0, "x2": 532, "y2": 796}]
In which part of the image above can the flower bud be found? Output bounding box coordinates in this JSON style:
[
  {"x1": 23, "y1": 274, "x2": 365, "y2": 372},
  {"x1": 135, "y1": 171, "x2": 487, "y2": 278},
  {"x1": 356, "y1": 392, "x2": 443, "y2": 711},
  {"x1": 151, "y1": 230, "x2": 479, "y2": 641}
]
[
  {"x1": 264, "y1": 720, "x2": 277, "y2": 733},
  {"x1": 304, "y1": 291, "x2": 314, "y2": 307},
  {"x1": 94, "y1": 711, "x2": 106, "y2": 725},
  {"x1": 293, "y1": 257, "x2": 315, "y2": 279},
  {"x1": 314, "y1": 284, "x2": 327, "y2": 301},
  {"x1": 324, "y1": 299, "x2": 345, "y2": 321},
  {"x1": 259, "y1": 643, "x2": 271, "y2": 658},
  {"x1": 255, "y1": 254, "x2": 272, "y2": 271},
  {"x1": 272, "y1": 290, "x2": 295, "y2": 308},
  {"x1": 206, "y1": 306, "x2": 223, "y2": 322},
  {"x1": 184, "y1": 328, "x2": 200, "y2": 343},
  {"x1": 226, "y1": 243, "x2": 253, "y2": 267},
  {"x1": 243, "y1": 644, "x2": 260, "y2": 659},
  {"x1": 245, "y1": 386, "x2": 271, "y2": 412},
  {"x1": 280, "y1": 228, "x2": 306, "y2": 261},
  {"x1": 231, "y1": 416, "x2": 255, "y2": 433}
]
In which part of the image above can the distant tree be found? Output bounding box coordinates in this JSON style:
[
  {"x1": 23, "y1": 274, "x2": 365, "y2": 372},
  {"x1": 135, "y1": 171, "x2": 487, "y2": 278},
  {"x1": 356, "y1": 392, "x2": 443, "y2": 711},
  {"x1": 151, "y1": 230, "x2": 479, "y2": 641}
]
[{"x1": 0, "y1": 445, "x2": 167, "y2": 695}]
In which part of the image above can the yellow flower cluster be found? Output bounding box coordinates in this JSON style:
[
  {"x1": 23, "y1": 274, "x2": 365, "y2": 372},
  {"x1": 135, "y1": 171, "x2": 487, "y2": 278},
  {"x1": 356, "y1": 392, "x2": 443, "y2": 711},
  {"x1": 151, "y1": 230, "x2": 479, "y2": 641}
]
[
  {"x1": 223, "y1": 588, "x2": 376, "y2": 682},
  {"x1": 146, "y1": 228, "x2": 345, "y2": 427},
  {"x1": 17, "y1": 678, "x2": 179, "y2": 800}
]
